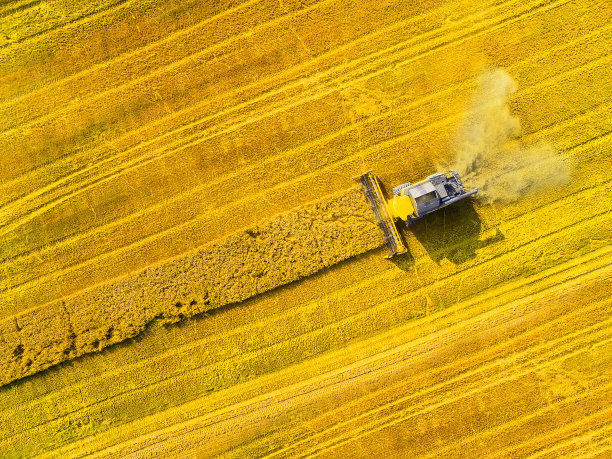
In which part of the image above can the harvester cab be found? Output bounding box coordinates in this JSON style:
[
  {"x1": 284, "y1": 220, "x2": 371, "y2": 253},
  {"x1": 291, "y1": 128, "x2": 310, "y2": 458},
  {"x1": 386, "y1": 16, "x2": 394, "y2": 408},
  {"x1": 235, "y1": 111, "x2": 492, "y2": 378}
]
[{"x1": 355, "y1": 170, "x2": 477, "y2": 257}]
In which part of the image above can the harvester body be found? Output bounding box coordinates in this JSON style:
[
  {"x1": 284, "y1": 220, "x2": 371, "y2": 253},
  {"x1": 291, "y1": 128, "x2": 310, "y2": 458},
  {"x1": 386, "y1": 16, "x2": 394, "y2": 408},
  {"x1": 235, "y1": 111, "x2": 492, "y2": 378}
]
[{"x1": 355, "y1": 170, "x2": 477, "y2": 257}]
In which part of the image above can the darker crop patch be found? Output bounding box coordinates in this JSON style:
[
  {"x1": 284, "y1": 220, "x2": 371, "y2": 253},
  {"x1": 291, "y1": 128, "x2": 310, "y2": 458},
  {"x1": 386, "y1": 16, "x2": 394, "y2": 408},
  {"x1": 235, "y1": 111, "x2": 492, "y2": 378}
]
[{"x1": 13, "y1": 345, "x2": 24, "y2": 359}]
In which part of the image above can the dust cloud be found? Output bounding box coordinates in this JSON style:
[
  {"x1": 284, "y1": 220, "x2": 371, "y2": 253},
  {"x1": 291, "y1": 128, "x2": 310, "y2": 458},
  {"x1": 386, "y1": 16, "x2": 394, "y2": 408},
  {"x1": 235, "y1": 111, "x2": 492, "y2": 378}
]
[{"x1": 448, "y1": 68, "x2": 571, "y2": 203}]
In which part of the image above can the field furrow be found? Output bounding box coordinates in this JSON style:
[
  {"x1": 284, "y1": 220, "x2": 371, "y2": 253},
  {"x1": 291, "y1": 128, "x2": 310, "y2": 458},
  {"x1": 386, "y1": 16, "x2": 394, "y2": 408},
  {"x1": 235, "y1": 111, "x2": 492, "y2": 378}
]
[{"x1": 0, "y1": 0, "x2": 129, "y2": 49}]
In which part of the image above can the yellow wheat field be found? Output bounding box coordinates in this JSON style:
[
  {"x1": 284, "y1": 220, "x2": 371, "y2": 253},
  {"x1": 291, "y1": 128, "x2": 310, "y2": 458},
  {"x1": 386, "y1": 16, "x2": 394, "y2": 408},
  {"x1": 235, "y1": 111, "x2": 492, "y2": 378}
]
[{"x1": 0, "y1": 0, "x2": 611, "y2": 456}]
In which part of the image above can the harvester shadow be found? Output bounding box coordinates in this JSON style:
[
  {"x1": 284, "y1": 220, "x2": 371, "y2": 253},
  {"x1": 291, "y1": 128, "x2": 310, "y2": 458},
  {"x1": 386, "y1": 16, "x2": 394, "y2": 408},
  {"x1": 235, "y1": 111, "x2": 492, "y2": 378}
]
[{"x1": 395, "y1": 200, "x2": 504, "y2": 268}]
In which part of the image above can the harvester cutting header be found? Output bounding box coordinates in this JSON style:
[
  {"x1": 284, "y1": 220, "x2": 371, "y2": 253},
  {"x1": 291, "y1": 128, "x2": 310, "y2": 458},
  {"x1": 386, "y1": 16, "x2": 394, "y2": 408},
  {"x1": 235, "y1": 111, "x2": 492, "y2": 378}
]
[{"x1": 355, "y1": 171, "x2": 477, "y2": 257}]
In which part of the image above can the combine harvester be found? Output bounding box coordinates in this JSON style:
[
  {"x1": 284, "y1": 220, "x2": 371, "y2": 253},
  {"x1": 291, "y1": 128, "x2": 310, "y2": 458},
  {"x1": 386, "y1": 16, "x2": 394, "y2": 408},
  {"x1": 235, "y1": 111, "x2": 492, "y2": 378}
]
[{"x1": 355, "y1": 171, "x2": 477, "y2": 257}]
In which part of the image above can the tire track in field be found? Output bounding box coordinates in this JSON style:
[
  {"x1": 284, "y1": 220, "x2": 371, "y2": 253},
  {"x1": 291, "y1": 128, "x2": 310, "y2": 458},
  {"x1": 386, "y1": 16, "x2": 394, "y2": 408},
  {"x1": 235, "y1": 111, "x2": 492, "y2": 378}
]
[
  {"x1": 0, "y1": 0, "x2": 329, "y2": 183},
  {"x1": 0, "y1": 0, "x2": 329, "y2": 135},
  {"x1": 33, "y1": 250, "x2": 612, "y2": 458},
  {"x1": 547, "y1": 424, "x2": 612, "y2": 459},
  {"x1": 0, "y1": 0, "x2": 259, "y2": 103},
  {"x1": 421, "y1": 342, "x2": 612, "y2": 459},
  {"x1": 300, "y1": 332, "x2": 612, "y2": 459},
  {"x1": 0, "y1": 0, "x2": 41, "y2": 20},
  {"x1": 0, "y1": 0, "x2": 520, "y2": 210},
  {"x1": 0, "y1": 0, "x2": 572, "y2": 210},
  {"x1": 80, "y1": 270, "x2": 612, "y2": 458},
  {"x1": 0, "y1": 0, "x2": 129, "y2": 49},
  {"x1": 261, "y1": 296, "x2": 612, "y2": 458},
  {"x1": 4, "y1": 223, "x2": 610, "y2": 450},
  {"x1": 490, "y1": 408, "x2": 612, "y2": 458},
  {"x1": 0, "y1": 0, "x2": 281, "y2": 129},
  {"x1": 80, "y1": 357, "x2": 612, "y2": 458},
  {"x1": 287, "y1": 359, "x2": 612, "y2": 459},
  {"x1": 2, "y1": 24, "x2": 608, "y2": 282}
]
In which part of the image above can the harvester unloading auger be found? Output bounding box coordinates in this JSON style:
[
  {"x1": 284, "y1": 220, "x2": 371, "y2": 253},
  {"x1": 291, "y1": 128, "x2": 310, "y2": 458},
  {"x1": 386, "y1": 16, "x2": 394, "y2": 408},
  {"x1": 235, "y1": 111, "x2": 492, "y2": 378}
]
[{"x1": 355, "y1": 171, "x2": 477, "y2": 257}]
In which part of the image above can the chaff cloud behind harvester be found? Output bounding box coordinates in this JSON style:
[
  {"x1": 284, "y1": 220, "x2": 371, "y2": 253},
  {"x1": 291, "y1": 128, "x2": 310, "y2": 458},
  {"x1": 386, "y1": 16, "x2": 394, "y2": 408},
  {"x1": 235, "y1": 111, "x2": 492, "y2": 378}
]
[{"x1": 355, "y1": 171, "x2": 477, "y2": 257}]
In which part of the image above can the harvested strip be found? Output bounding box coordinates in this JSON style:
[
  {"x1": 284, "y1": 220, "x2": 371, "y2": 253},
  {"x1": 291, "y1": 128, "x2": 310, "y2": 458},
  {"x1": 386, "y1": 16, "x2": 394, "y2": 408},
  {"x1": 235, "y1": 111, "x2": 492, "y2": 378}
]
[{"x1": 0, "y1": 187, "x2": 381, "y2": 386}]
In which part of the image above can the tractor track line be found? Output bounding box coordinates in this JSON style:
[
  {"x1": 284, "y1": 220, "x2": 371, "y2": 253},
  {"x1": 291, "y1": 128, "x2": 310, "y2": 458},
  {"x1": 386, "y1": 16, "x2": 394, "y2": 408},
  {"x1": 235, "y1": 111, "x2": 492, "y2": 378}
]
[
  {"x1": 302, "y1": 338, "x2": 612, "y2": 459},
  {"x1": 136, "y1": 349, "x2": 609, "y2": 457},
  {"x1": 0, "y1": 0, "x2": 449, "y2": 189},
  {"x1": 261, "y1": 300, "x2": 612, "y2": 457},
  {"x1": 422, "y1": 354, "x2": 612, "y2": 459},
  {"x1": 0, "y1": 0, "x2": 508, "y2": 130},
  {"x1": 0, "y1": 0, "x2": 289, "y2": 129},
  {"x1": 0, "y1": 0, "x2": 42, "y2": 20},
  {"x1": 0, "y1": 0, "x2": 337, "y2": 135},
  {"x1": 490, "y1": 409, "x2": 612, "y2": 458},
  {"x1": 0, "y1": 0, "x2": 266, "y2": 103},
  {"x1": 561, "y1": 425, "x2": 612, "y2": 459},
  {"x1": 0, "y1": 0, "x2": 130, "y2": 50}
]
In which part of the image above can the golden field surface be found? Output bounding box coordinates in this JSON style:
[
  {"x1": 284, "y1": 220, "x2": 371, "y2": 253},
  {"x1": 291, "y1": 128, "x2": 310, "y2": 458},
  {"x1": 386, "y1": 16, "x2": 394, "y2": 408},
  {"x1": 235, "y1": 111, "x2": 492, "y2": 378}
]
[{"x1": 1, "y1": 0, "x2": 611, "y2": 456}]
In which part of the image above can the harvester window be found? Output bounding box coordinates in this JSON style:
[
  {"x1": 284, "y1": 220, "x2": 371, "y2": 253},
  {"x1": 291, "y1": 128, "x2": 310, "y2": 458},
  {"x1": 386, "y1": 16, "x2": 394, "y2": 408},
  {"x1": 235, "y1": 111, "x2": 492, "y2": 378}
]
[{"x1": 415, "y1": 191, "x2": 438, "y2": 206}]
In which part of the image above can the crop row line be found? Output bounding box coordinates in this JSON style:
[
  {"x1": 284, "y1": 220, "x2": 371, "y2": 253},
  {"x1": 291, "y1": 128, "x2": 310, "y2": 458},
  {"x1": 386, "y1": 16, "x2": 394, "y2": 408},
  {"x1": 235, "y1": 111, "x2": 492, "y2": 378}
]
[
  {"x1": 0, "y1": 0, "x2": 130, "y2": 50},
  {"x1": 491, "y1": 408, "x2": 612, "y2": 458}
]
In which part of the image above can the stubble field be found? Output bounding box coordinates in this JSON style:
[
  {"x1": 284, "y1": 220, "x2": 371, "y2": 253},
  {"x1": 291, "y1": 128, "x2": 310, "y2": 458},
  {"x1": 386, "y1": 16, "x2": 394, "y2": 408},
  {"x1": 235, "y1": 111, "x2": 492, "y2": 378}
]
[{"x1": 0, "y1": 0, "x2": 611, "y2": 456}]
